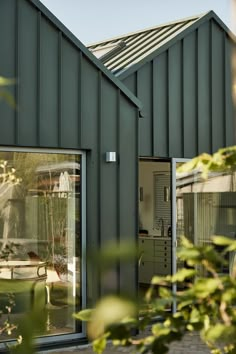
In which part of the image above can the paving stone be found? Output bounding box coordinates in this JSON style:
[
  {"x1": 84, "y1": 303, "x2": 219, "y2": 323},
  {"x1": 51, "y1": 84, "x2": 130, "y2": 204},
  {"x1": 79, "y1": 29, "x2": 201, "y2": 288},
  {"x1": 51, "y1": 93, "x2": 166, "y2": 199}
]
[{"x1": 40, "y1": 331, "x2": 212, "y2": 354}]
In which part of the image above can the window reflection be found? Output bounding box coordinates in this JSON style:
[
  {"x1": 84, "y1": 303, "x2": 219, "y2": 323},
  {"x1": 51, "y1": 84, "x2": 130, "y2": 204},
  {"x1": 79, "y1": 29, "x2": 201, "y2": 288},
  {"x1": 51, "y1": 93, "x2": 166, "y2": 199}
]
[
  {"x1": 0, "y1": 151, "x2": 82, "y2": 339},
  {"x1": 176, "y1": 167, "x2": 236, "y2": 276}
]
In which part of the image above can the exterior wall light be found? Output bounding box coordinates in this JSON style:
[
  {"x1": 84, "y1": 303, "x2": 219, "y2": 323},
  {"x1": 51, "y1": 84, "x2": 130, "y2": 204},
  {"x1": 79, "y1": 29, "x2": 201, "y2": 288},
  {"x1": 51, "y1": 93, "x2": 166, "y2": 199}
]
[{"x1": 105, "y1": 152, "x2": 117, "y2": 162}]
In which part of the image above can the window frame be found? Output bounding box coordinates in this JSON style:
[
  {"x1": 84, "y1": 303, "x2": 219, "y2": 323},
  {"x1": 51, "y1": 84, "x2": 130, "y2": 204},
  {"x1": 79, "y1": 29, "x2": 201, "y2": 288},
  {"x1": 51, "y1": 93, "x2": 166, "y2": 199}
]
[{"x1": 0, "y1": 146, "x2": 87, "y2": 346}]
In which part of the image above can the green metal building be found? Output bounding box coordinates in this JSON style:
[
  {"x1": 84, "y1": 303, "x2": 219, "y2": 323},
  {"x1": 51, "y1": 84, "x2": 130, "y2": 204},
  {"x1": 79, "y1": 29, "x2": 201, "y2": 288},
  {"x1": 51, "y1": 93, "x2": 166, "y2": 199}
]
[
  {"x1": 89, "y1": 11, "x2": 236, "y2": 316},
  {"x1": 89, "y1": 11, "x2": 236, "y2": 157},
  {"x1": 0, "y1": 0, "x2": 235, "y2": 351}
]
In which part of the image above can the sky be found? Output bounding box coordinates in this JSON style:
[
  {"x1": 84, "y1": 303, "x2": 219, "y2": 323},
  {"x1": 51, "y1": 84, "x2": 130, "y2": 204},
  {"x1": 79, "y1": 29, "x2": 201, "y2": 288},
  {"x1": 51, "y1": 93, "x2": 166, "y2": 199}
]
[{"x1": 40, "y1": 0, "x2": 233, "y2": 45}]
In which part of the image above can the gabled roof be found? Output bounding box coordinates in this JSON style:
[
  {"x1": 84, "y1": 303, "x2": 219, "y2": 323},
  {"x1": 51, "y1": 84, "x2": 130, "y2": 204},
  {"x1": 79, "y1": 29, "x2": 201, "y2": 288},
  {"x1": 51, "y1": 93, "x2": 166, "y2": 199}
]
[
  {"x1": 88, "y1": 11, "x2": 235, "y2": 79},
  {"x1": 30, "y1": 0, "x2": 142, "y2": 109}
]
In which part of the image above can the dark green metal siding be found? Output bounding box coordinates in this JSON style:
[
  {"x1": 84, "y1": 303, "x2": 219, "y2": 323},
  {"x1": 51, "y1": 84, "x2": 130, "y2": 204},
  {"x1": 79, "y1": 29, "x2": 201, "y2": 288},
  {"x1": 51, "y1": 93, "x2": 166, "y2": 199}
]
[
  {"x1": 119, "y1": 95, "x2": 138, "y2": 295},
  {"x1": 18, "y1": 0, "x2": 38, "y2": 145},
  {"x1": 211, "y1": 21, "x2": 225, "y2": 151},
  {"x1": 153, "y1": 53, "x2": 168, "y2": 157},
  {"x1": 137, "y1": 63, "x2": 153, "y2": 156},
  {"x1": 61, "y1": 38, "x2": 80, "y2": 148},
  {"x1": 0, "y1": 0, "x2": 16, "y2": 144},
  {"x1": 123, "y1": 19, "x2": 236, "y2": 158},
  {"x1": 0, "y1": 0, "x2": 139, "y2": 304},
  {"x1": 183, "y1": 31, "x2": 197, "y2": 157},
  {"x1": 168, "y1": 41, "x2": 183, "y2": 157},
  {"x1": 198, "y1": 22, "x2": 212, "y2": 153}
]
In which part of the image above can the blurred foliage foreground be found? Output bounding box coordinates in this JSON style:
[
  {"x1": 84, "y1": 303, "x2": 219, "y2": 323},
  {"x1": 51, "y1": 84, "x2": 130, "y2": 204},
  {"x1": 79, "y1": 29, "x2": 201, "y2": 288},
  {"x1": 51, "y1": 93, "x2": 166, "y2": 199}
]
[{"x1": 75, "y1": 146, "x2": 236, "y2": 354}]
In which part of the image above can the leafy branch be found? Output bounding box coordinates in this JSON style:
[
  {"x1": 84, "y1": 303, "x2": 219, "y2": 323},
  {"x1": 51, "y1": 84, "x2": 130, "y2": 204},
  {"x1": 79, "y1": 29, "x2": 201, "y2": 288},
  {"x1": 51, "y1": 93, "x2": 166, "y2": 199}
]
[{"x1": 0, "y1": 76, "x2": 16, "y2": 108}]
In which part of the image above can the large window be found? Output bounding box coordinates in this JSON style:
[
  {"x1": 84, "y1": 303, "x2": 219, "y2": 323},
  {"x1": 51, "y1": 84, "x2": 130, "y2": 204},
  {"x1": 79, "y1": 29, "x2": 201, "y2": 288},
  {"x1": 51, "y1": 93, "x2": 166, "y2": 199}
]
[{"x1": 0, "y1": 149, "x2": 85, "y2": 342}]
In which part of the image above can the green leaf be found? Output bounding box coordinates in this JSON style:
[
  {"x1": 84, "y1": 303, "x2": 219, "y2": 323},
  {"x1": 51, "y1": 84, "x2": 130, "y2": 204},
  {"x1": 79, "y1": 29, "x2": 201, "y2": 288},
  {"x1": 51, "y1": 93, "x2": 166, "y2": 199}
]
[
  {"x1": 73, "y1": 309, "x2": 93, "y2": 322},
  {"x1": 177, "y1": 299, "x2": 195, "y2": 310},
  {"x1": 203, "y1": 324, "x2": 236, "y2": 343},
  {"x1": 159, "y1": 287, "x2": 171, "y2": 299},
  {"x1": 189, "y1": 308, "x2": 201, "y2": 323},
  {"x1": 0, "y1": 76, "x2": 16, "y2": 108},
  {"x1": 152, "y1": 323, "x2": 171, "y2": 337},
  {"x1": 212, "y1": 236, "x2": 236, "y2": 247},
  {"x1": 192, "y1": 278, "x2": 221, "y2": 298},
  {"x1": 179, "y1": 236, "x2": 194, "y2": 248},
  {"x1": 0, "y1": 90, "x2": 16, "y2": 108},
  {"x1": 176, "y1": 157, "x2": 199, "y2": 173},
  {"x1": 171, "y1": 268, "x2": 196, "y2": 282},
  {"x1": 87, "y1": 296, "x2": 136, "y2": 339},
  {"x1": 222, "y1": 288, "x2": 236, "y2": 303},
  {"x1": 151, "y1": 275, "x2": 168, "y2": 286},
  {"x1": 0, "y1": 76, "x2": 15, "y2": 86},
  {"x1": 93, "y1": 334, "x2": 108, "y2": 354},
  {"x1": 177, "y1": 247, "x2": 200, "y2": 261}
]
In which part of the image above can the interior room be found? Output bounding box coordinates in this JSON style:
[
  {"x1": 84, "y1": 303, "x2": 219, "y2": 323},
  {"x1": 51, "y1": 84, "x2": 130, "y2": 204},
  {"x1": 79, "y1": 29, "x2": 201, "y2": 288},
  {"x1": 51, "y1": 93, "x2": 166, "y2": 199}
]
[
  {"x1": 138, "y1": 159, "x2": 171, "y2": 288},
  {"x1": 138, "y1": 158, "x2": 236, "y2": 293}
]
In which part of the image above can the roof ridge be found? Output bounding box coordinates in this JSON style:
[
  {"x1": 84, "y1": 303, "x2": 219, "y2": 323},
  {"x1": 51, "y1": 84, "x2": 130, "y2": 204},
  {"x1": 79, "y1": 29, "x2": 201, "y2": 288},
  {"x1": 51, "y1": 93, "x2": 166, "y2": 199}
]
[
  {"x1": 115, "y1": 10, "x2": 235, "y2": 80},
  {"x1": 88, "y1": 12, "x2": 207, "y2": 48}
]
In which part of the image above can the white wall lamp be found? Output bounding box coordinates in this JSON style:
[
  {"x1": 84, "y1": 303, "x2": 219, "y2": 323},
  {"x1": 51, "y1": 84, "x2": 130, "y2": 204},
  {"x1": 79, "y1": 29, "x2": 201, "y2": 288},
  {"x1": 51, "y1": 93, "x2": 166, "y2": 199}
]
[{"x1": 105, "y1": 152, "x2": 117, "y2": 163}]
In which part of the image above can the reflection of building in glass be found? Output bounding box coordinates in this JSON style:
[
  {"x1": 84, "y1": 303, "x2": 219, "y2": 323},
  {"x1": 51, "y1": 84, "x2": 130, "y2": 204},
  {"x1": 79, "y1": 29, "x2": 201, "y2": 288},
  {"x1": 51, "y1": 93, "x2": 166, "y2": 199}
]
[
  {"x1": 176, "y1": 170, "x2": 236, "y2": 275},
  {"x1": 35, "y1": 161, "x2": 80, "y2": 194}
]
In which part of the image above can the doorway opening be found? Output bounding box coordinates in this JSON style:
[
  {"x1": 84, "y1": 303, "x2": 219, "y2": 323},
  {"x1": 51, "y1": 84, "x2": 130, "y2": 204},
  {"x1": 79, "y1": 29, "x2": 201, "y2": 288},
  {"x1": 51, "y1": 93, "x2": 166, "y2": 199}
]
[{"x1": 138, "y1": 158, "x2": 171, "y2": 298}]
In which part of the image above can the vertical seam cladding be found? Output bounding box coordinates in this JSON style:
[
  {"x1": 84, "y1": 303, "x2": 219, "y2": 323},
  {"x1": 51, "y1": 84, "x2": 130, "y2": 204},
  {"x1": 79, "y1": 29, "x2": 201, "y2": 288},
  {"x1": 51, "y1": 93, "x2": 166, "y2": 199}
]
[
  {"x1": 135, "y1": 106, "x2": 139, "y2": 295},
  {"x1": 58, "y1": 31, "x2": 62, "y2": 148},
  {"x1": 167, "y1": 49, "x2": 170, "y2": 157},
  {"x1": 180, "y1": 39, "x2": 184, "y2": 157},
  {"x1": 210, "y1": 19, "x2": 213, "y2": 153},
  {"x1": 116, "y1": 89, "x2": 121, "y2": 294},
  {"x1": 37, "y1": 11, "x2": 41, "y2": 146},
  {"x1": 97, "y1": 70, "x2": 102, "y2": 297},
  {"x1": 14, "y1": 0, "x2": 19, "y2": 145},
  {"x1": 195, "y1": 28, "x2": 199, "y2": 155},
  {"x1": 223, "y1": 31, "x2": 226, "y2": 147},
  {"x1": 151, "y1": 60, "x2": 154, "y2": 156},
  {"x1": 152, "y1": 58, "x2": 157, "y2": 156},
  {"x1": 77, "y1": 51, "x2": 82, "y2": 147},
  {"x1": 134, "y1": 71, "x2": 138, "y2": 98},
  {"x1": 136, "y1": 70, "x2": 140, "y2": 155}
]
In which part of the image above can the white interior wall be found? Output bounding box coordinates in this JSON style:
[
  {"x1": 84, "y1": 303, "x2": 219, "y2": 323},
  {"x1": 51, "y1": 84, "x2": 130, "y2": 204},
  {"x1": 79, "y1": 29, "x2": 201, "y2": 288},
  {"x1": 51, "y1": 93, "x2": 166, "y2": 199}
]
[{"x1": 139, "y1": 160, "x2": 170, "y2": 236}]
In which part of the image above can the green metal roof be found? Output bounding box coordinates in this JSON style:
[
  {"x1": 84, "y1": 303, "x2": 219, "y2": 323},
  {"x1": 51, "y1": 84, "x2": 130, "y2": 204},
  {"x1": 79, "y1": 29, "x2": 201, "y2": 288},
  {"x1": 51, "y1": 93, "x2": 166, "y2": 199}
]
[{"x1": 88, "y1": 11, "x2": 234, "y2": 79}]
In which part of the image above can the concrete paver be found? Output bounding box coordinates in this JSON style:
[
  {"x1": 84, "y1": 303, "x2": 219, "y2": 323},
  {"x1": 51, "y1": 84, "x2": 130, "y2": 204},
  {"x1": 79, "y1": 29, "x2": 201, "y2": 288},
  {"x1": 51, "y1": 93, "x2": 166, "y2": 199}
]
[{"x1": 40, "y1": 330, "x2": 211, "y2": 354}]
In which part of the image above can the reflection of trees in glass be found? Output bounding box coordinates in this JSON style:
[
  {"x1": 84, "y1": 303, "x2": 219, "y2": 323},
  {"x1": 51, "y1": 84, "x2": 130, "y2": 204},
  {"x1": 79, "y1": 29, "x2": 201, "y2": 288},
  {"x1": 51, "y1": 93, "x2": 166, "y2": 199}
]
[
  {"x1": 0, "y1": 151, "x2": 80, "y2": 282},
  {"x1": 0, "y1": 160, "x2": 24, "y2": 240},
  {"x1": 11, "y1": 152, "x2": 73, "y2": 191}
]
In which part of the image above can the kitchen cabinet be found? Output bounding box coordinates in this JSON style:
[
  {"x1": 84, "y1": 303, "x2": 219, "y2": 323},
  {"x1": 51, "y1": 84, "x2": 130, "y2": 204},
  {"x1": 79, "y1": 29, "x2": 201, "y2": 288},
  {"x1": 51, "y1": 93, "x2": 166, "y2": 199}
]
[{"x1": 139, "y1": 237, "x2": 171, "y2": 283}]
